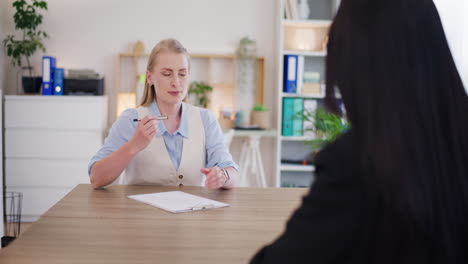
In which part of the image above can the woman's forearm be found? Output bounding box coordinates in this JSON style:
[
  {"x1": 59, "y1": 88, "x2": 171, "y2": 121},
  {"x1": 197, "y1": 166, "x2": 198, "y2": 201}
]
[{"x1": 90, "y1": 142, "x2": 139, "y2": 188}]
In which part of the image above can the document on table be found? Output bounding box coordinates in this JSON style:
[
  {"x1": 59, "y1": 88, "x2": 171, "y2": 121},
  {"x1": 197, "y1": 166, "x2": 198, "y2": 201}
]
[{"x1": 128, "y1": 191, "x2": 230, "y2": 213}]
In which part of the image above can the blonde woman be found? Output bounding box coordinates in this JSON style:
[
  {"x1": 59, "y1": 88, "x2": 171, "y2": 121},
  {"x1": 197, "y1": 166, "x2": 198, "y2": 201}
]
[{"x1": 89, "y1": 39, "x2": 238, "y2": 189}]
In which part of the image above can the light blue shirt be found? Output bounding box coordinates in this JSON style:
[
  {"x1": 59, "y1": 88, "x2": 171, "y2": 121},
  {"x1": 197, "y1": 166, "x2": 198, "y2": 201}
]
[{"x1": 88, "y1": 101, "x2": 238, "y2": 174}]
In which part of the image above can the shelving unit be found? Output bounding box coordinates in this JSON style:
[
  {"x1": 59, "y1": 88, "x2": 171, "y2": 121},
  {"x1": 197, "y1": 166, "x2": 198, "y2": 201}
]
[
  {"x1": 275, "y1": 0, "x2": 340, "y2": 188},
  {"x1": 115, "y1": 52, "x2": 265, "y2": 121}
]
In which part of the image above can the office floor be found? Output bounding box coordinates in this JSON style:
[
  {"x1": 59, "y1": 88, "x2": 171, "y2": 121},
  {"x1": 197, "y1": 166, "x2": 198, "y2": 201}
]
[{"x1": 0, "y1": 223, "x2": 32, "y2": 251}]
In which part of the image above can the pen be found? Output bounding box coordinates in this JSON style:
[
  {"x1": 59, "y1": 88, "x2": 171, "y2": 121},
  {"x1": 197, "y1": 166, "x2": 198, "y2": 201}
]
[{"x1": 133, "y1": 116, "x2": 168, "y2": 122}]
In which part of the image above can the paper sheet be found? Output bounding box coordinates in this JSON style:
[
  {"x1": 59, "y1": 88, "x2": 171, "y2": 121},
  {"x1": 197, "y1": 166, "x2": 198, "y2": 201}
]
[{"x1": 128, "y1": 191, "x2": 230, "y2": 213}]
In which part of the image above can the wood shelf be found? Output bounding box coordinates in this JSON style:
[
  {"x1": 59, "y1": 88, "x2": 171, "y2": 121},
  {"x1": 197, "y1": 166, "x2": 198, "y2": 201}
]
[
  {"x1": 232, "y1": 129, "x2": 277, "y2": 137},
  {"x1": 118, "y1": 53, "x2": 265, "y2": 60},
  {"x1": 116, "y1": 52, "x2": 266, "y2": 120},
  {"x1": 280, "y1": 164, "x2": 315, "y2": 172},
  {"x1": 283, "y1": 19, "x2": 332, "y2": 26},
  {"x1": 210, "y1": 82, "x2": 235, "y2": 89},
  {"x1": 281, "y1": 93, "x2": 325, "y2": 99},
  {"x1": 281, "y1": 136, "x2": 314, "y2": 141},
  {"x1": 282, "y1": 50, "x2": 327, "y2": 57}
]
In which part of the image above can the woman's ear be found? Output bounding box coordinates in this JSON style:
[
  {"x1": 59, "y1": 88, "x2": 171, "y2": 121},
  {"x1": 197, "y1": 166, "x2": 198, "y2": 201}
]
[{"x1": 146, "y1": 70, "x2": 153, "y2": 85}]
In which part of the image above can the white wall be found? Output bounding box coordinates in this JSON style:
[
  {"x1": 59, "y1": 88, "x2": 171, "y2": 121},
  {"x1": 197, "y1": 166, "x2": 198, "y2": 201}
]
[
  {"x1": 1, "y1": 0, "x2": 278, "y2": 185},
  {"x1": 433, "y1": 0, "x2": 468, "y2": 92},
  {"x1": 1, "y1": 0, "x2": 277, "y2": 120}
]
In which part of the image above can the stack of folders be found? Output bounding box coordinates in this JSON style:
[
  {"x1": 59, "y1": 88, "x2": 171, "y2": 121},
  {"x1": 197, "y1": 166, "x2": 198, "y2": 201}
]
[
  {"x1": 282, "y1": 98, "x2": 320, "y2": 138},
  {"x1": 283, "y1": 54, "x2": 323, "y2": 96},
  {"x1": 284, "y1": 0, "x2": 300, "y2": 20},
  {"x1": 41, "y1": 56, "x2": 64, "y2": 96},
  {"x1": 302, "y1": 72, "x2": 322, "y2": 96}
]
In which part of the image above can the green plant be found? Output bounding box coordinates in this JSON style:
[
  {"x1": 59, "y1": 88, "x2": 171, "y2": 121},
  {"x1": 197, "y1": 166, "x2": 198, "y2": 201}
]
[
  {"x1": 303, "y1": 108, "x2": 349, "y2": 149},
  {"x1": 252, "y1": 104, "x2": 269, "y2": 112},
  {"x1": 3, "y1": 0, "x2": 48, "y2": 76},
  {"x1": 188, "y1": 81, "x2": 213, "y2": 108}
]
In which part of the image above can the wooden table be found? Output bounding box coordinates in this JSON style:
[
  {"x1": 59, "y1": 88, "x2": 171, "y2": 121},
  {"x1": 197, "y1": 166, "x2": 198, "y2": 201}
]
[{"x1": 0, "y1": 184, "x2": 308, "y2": 264}]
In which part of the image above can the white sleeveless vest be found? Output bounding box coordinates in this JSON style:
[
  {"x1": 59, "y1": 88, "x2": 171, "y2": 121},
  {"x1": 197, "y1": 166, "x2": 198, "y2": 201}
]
[{"x1": 124, "y1": 104, "x2": 206, "y2": 186}]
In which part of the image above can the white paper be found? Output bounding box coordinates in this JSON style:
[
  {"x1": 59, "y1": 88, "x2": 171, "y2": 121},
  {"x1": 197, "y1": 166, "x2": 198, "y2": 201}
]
[{"x1": 128, "y1": 191, "x2": 230, "y2": 213}]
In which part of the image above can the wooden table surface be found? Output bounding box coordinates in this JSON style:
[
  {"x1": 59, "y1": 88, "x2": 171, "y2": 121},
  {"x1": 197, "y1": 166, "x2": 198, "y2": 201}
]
[{"x1": 0, "y1": 184, "x2": 308, "y2": 264}]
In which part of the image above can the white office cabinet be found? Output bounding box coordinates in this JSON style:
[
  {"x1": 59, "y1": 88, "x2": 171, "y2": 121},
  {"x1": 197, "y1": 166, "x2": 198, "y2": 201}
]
[{"x1": 4, "y1": 95, "x2": 108, "y2": 221}]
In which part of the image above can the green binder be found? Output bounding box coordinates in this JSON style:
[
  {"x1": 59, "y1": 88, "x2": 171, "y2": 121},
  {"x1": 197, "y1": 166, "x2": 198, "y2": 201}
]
[{"x1": 282, "y1": 98, "x2": 295, "y2": 136}]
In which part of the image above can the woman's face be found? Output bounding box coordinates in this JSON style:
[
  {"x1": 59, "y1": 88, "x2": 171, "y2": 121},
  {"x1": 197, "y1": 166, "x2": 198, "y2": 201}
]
[{"x1": 147, "y1": 51, "x2": 189, "y2": 106}]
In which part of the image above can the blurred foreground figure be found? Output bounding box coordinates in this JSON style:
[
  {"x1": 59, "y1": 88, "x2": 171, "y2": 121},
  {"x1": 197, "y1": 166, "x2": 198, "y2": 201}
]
[{"x1": 251, "y1": 0, "x2": 468, "y2": 263}]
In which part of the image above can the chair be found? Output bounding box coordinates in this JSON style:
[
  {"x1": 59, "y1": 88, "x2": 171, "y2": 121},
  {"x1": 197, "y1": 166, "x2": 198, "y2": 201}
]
[
  {"x1": 223, "y1": 129, "x2": 235, "y2": 149},
  {"x1": 116, "y1": 172, "x2": 126, "y2": 185}
]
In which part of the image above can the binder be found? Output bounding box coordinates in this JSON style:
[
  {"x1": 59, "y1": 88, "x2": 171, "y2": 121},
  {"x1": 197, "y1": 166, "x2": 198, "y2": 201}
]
[
  {"x1": 292, "y1": 98, "x2": 304, "y2": 136},
  {"x1": 288, "y1": 0, "x2": 299, "y2": 20},
  {"x1": 283, "y1": 55, "x2": 298, "y2": 93},
  {"x1": 284, "y1": 0, "x2": 292, "y2": 19},
  {"x1": 53, "y1": 68, "x2": 64, "y2": 95},
  {"x1": 41, "y1": 56, "x2": 56, "y2": 95},
  {"x1": 282, "y1": 97, "x2": 295, "y2": 136},
  {"x1": 296, "y1": 56, "x2": 305, "y2": 94}
]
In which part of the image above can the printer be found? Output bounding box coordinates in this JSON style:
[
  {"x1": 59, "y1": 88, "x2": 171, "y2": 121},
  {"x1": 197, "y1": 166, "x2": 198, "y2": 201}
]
[{"x1": 64, "y1": 69, "x2": 104, "y2": 95}]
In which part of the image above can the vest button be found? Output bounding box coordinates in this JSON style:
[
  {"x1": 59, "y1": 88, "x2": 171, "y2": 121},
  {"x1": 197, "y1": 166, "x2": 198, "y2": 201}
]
[
  {"x1": 178, "y1": 174, "x2": 183, "y2": 179},
  {"x1": 179, "y1": 183, "x2": 183, "y2": 187}
]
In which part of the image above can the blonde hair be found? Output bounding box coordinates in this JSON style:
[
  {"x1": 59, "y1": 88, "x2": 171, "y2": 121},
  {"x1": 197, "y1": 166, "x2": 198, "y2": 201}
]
[{"x1": 139, "y1": 38, "x2": 190, "y2": 106}]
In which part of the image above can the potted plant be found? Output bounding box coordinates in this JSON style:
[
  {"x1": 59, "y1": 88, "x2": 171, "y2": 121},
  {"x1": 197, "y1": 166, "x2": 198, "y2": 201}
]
[
  {"x1": 237, "y1": 37, "x2": 257, "y2": 58},
  {"x1": 302, "y1": 108, "x2": 349, "y2": 159},
  {"x1": 188, "y1": 81, "x2": 213, "y2": 108},
  {"x1": 251, "y1": 104, "x2": 270, "y2": 129},
  {"x1": 3, "y1": 0, "x2": 48, "y2": 94}
]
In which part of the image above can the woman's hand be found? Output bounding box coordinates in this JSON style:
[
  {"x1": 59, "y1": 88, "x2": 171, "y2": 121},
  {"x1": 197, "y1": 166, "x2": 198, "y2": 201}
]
[
  {"x1": 128, "y1": 115, "x2": 159, "y2": 153},
  {"x1": 201, "y1": 167, "x2": 229, "y2": 189}
]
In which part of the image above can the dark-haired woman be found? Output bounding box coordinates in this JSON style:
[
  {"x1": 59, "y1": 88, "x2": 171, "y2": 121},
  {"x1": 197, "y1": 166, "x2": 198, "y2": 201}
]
[{"x1": 251, "y1": 0, "x2": 468, "y2": 263}]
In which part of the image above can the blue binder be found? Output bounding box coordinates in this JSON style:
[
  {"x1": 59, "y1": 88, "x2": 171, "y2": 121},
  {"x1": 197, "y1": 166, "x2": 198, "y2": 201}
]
[
  {"x1": 283, "y1": 55, "x2": 298, "y2": 93},
  {"x1": 53, "y1": 68, "x2": 64, "y2": 95},
  {"x1": 41, "y1": 56, "x2": 56, "y2": 95}
]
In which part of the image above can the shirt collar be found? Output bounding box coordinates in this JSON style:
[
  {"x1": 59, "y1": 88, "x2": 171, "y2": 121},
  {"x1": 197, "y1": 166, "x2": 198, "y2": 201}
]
[{"x1": 150, "y1": 100, "x2": 189, "y2": 138}]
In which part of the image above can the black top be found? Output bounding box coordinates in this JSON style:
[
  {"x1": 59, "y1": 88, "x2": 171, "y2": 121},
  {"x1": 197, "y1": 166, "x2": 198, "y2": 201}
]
[{"x1": 249, "y1": 131, "x2": 451, "y2": 264}]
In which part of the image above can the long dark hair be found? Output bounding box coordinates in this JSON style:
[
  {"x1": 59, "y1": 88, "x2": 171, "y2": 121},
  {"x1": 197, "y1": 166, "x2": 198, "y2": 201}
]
[{"x1": 326, "y1": 0, "x2": 468, "y2": 262}]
